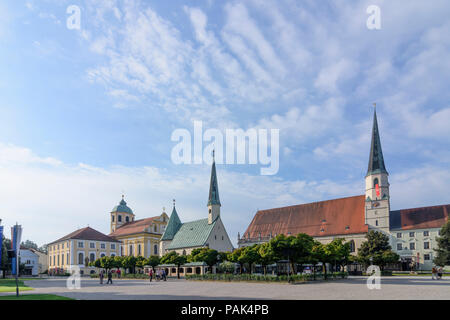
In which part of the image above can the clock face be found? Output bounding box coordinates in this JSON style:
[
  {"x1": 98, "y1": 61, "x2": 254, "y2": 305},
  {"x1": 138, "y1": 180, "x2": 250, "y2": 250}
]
[{"x1": 373, "y1": 202, "x2": 380, "y2": 207}]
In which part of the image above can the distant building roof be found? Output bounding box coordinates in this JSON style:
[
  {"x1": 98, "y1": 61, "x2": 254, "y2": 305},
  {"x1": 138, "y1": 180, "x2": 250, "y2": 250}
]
[
  {"x1": 242, "y1": 195, "x2": 368, "y2": 239},
  {"x1": 109, "y1": 216, "x2": 160, "y2": 238},
  {"x1": 167, "y1": 218, "x2": 216, "y2": 249},
  {"x1": 390, "y1": 204, "x2": 449, "y2": 230},
  {"x1": 161, "y1": 206, "x2": 182, "y2": 241},
  {"x1": 111, "y1": 196, "x2": 134, "y2": 214},
  {"x1": 50, "y1": 227, "x2": 120, "y2": 245}
]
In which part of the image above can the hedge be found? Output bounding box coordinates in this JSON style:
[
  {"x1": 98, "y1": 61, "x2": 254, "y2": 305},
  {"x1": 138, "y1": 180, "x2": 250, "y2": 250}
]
[{"x1": 185, "y1": 272, "x2": 348, "y2": 282}]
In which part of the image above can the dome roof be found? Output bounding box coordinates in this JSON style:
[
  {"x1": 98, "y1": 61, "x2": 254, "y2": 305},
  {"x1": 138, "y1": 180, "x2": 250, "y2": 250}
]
[{"x1": 111, "y1": 196, "x2": 133, "y2": 214}]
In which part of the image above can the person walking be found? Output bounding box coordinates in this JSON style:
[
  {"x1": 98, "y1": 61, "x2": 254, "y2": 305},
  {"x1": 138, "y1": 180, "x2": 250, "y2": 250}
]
[
  {"x1": 107, "y1": 270, "x2": 113, "y2": 284},
  {"x1": 149, "y1": 268, "x2": 153, "y2": 283},
  {"x1": 162, "y1": 269, "x2": 167, "y2": 281},
  {"x1": 437, "y1": 267, "x2": 443, "y2": 280},
  {"x1": 117, "y1": 268, "x2": 121, "y2": 279},
  {"x1": 99, "y1": 270, "x2": 104, "y2": 284},
  {"x1": 431, "y1": 266, "x2": 437, "y2": 280}
]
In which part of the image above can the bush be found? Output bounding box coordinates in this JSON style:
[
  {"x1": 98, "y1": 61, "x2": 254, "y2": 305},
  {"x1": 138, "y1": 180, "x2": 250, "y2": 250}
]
[{"x1": 185, "y1": 272, "x2": 348, "y2": 283}]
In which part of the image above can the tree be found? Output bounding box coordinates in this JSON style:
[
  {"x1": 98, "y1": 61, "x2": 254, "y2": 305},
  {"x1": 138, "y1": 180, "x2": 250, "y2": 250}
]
[
  {"x1": 326, "y1": 238, "x2": 351, "y2": 272},
  {"x1": 217, "y1": 261, "x2": 235, "y2": 274},
  {"x1": 160, "y1": 251, "x2": 187, "y2": 279},
  {"x1": 135, "y1": 256, "x2": 146, "y2": 271},
  {"x1": 357, "y1": 230, "x2": 399, "y2": 271},
  {"x1": 38, "y1": 244, "x2": 48, "y2": 254},
  {"x1": 121, "y1": 256, "x2": 137, "y2": 274},
  {"x1": 434, "y1": 220, "x2": 450, "y2": 267},
  {"x1": 310, "y1": 241, "x2": 329, "y2": 279},
  {"x1": 188, "y1": 248, "x2": 219, "y2": 270},
  {"x1": 145, "y1": 256, "x2": 161, "y2": 272},
  {"x1": 256, "y1": 243, "x2": 276, "y2": 275},
  {"x1": 227, "y1": 247, "x2": 246, "y2": 274},
  {"x1": 238, "y1": 245, "x2": 260, "y2": 273},
  {"x1": 21, "y1": 240, "x2": 39, "y2": 250},
  {"x1": 1, "y1": 237, "x2": 11, "y2": 278}
]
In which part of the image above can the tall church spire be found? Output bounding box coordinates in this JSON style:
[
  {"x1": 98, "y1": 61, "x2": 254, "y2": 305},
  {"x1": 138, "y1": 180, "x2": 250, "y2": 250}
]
[
  {"x1": 367, "y1": 108, "x2": 388, "y2": 177},
  {"x1": 161, "y1": 200, "x2": 182, "y2": 241},
  {"x1": 208, "y1": 155, "x2": 221, "y2": 207}
]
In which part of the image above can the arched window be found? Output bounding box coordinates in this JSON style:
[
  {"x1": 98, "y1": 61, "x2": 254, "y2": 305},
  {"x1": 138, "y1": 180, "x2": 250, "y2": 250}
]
[
  {"x1": 129, "y1": 245, "x2": 133, "y2": 256},
  {"x1": 120, "y1": 246, "x2": 123, "y2": 256},
  {"x1": 90, "y1": 253, "x2": 95, "y2": 262},
  {"x1": 78, "y1": 253, "x2": 84, "y2": 265},
  {"x1": 126, "y1": 216, "x2": 129, "y2": 222},
  {"x1": 112, "y1": 215, "x2": 115, "y2": 222},
  {"x1": 138, "y1": 244, "x2": 141, "y2": 256},
  {"x1": 154, "y1": 245, "x2": 158, "y2": 255},
  {"x1": 349, "y1": 240, "x2": 355, "y2": 253},
  {"x1": 100, "y1": 253, "x2": 106, "y2": 258},
  {"x1": 154, "y1": 225, "x2": 157, "y2": 232},
  {"x1": 373, "y1": 178, "x2": 379, "y2": 187},
  {"x1": 118, "y1": 215, "x2": 122, "y2": 222}
]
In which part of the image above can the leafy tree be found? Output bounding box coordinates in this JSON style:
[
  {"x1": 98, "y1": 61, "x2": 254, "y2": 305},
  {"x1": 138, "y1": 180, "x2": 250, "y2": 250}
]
[
  {"x1": 238, "y1": 245, "x2": 260, "y2": 273},
  {"x1": 357, "y1": 230, "x2": 399, "y2": 270},
  {"x1": 268, "y1": 234, "x2": 314, "y2": 274},
  {"x1": 227, "y1": 247, "x2": 246, "y2": 274},
  {"x1": 21, "y1": 240, "x2": 39, "y2": 250},
  {"x1": 188, "y1": 248, "x2": 219, "y2": 269},
  {"x1": 38, "y1": 244, "x2": 48, "y2": 254},
  {"x1": 160, "y1": 251, "x2": 187, "y2": 279},
  {"x1": 217, "y1": 261, "x2": 235, "y2": 273},
  {"x1": 121, "y1": 256, "x2": 138, "y2": 274},
  {"x1": 145, "y1": 256, "x2": 161, "y2": 272},
  {"x1": 135, "y1": 256, "x2": 146, "y2": 270},
  {"x1": 310, "y1": 241, "x2": 329, "y2": 279},
  {"x1": 1, "y1": 237, "x2": 11, "y2": 278},
  {"x1": 326, "y1": 238, "x2": 351, "y2": 272},
  {"x1": 434, "y1": 220, "x2": 450, "y2": 267},
  {"x1": 256, "y1": 243, "x2": 276, "y2": 275}
]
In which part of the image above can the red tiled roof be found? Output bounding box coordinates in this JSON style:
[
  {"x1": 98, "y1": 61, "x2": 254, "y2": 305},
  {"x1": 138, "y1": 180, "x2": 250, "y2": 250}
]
[
  {"x1": 390, "y1": 204, "x2": 449, "y2": 230},
  {"x1": 109, "y1": 216, "x2": 160, "y2": 238},
  {"x1": 50, "y1": 227, "x2": 120, "y2": 244},
  {"x1": 243, "y1": 195, "x2": 368, "y2": 239}
]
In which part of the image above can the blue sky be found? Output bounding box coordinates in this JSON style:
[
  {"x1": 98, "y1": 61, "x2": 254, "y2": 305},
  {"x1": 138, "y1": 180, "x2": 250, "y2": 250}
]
[{"x1": 0, "y1": 0, "x2": 449, "y2": 247}]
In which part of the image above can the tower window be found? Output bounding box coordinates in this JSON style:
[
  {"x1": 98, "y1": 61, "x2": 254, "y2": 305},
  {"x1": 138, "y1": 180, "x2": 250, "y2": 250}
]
[
  {"x1": 118, "y1": 215, "x2": 122, "y2": 222},
  {"x1": 125, "y1": 216, "x2": 129, "y2": 222},
  {"x1": 209, "y1": 209, "x2": 212, "y2": 213},
  {"x1": 112, "y1": 215, "x2": 115, "y2": 222},
  {"x1": 373, "y1": 178, "x2": 379, "y2": 187}
]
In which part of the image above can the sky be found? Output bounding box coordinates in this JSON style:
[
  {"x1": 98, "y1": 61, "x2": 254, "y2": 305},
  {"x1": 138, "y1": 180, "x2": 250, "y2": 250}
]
[{"x1": 0, "y1": 0, "x2": 449, "y2": 247}]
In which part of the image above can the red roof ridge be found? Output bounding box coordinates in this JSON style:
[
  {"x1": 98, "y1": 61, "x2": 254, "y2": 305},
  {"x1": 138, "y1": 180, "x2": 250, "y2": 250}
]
[
  {"x1": 257, "y1": 194, "x2": 365, "y2": 213},
  {"x1": 392, "y1": 203, "x2": 450, "y2": 213}
]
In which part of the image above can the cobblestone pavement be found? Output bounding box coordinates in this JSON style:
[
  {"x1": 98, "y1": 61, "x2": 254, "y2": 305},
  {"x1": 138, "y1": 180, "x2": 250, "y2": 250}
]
[{"x1": 1, "y1": 276, "x2": 448, "y2": 300}]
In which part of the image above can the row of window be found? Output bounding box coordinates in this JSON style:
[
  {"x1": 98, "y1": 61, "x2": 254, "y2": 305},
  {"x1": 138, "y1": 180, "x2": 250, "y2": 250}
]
[
  {"x1": 77, "y1": 241, "x2": 116, "y2": 250},
  {"x1": 396, "y1": 242, "x2": 431, "y2": 251},
  {"x1": 112, "y1": 214, "x2": 133, "y2": 223},
  {"x1": 121, "y1": 244, "x2": 158, "y2": 256},
  {"x1": 50, "y1": 252, "x2": 118, "y2": 266},
  {"x1": 396, "y1": 231, "x2": 433, "y2": 238}
]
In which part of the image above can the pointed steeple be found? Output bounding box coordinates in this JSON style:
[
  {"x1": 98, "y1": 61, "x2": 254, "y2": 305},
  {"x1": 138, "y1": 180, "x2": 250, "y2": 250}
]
[
  {"x1": 207, "y1": 154, "x2": 221, "y2": 206},
  {"x1": 161, "y1": 200, "x2": 182, "y2": 241},
  {"x1": 367, "y1": 108, "x2": 388, "y2": 176}
]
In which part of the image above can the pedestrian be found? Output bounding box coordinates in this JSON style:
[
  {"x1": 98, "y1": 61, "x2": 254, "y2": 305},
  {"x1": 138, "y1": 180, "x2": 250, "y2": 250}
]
[
  {"x1": 149, "y1": 268, "x2": 153, "y2": 283},
  {"x1": 107, "y1": 270, "x2": 113, "y2": 284},
  {"x1": 437, "y1": 267, "x2": 443, "y2": 280},
  {"x1": 162, "y1": 269, "x2": 167, "y2": 281},
  {"x1": 99, "y1": 270, "x2": 104, "y2": 284},
  {"x1": 431, "y1": 266, "x2": 437, "y2": 280},
  {"x1": 117, "y1": 268, "x2": 121, "y2": 279}
]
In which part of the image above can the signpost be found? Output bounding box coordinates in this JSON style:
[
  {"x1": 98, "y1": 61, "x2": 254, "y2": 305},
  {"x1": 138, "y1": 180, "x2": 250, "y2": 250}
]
[{"x1": 11, "y1": 224, "x2": 23, "y2": 297}]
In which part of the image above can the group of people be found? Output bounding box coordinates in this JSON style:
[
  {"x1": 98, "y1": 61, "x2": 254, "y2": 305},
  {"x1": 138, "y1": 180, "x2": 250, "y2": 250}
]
[
  {"x1": 148, "y1": 268, "x2": 167, "y2": 282},
  {"x1": 99, "y1": 270, "x2": 113, "y2": 284},
  {"x1": 431, "y1": 266, "x2": 444, "y2": 280}
]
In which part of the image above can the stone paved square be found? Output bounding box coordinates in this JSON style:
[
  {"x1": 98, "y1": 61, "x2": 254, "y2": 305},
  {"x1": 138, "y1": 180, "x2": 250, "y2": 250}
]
[{"x1": 4, "y1": 276, "x2": 448, "y2": 300}]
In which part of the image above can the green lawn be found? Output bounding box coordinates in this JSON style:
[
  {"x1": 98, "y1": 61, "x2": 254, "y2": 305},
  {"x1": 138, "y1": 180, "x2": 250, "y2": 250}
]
[
  {"x1": 0, "y1": 279, "x2": 33, "y2": 293},
  {"x1": 0, "y1": 294, "x2": 73, "y2": 300}
]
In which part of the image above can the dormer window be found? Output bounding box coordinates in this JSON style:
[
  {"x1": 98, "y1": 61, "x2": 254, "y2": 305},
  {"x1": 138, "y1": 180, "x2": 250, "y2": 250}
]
[
  {"x1": 125, "y1": 216, "x2": 130, "y2": 223},
  {"x1": 118, "y1": 215, "x2": 122, "y2": 222}
]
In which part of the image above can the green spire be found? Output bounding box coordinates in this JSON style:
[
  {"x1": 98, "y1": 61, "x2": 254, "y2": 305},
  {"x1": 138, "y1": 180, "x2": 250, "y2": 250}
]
[
  {"x1": 367, "y1": 109, "x2": 388, "y2": 176},
  {"x1": 207, "y1": 156, "x2": 221, "y2": 206},
  {"x1": 161, "y1": 200, "x2": 182, "y2": 241}
]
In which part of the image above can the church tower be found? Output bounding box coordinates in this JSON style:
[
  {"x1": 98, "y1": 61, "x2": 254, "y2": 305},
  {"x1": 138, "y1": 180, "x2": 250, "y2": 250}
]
[
  {"x1": 110, "y1": 195, "x2": 135, "y2": 233},
  {"x1": 365, "y1": 108, "x2": 390, "y2": 233},
  {"x1": 208, "y1": 152, "x2": 221, "y2": 224}
]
